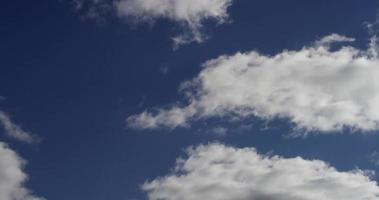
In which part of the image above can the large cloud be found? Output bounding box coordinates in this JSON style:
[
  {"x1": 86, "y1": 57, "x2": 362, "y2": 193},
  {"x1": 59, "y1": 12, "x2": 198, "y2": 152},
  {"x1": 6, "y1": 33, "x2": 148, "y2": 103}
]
[
  {"x1": 0, "y1": 142, "x2": 44, "y2": 200},
  {"x1": 143, "y1": 144, "x2": 379, "y2": 200},
  {"x1": 71, "y1": 0, "x2": 233, "y2": 47},
  {"x1": 128, "y1": 34, "x2": 379, "y2": 133},
  {"x1": 0, "y1": 111, "x2": 38, "y2": 144}
]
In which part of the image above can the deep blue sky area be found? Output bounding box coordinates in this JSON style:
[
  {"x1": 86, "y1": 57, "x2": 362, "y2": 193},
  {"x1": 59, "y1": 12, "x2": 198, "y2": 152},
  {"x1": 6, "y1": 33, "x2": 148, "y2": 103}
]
[{"x1": 1, "y1": 0, "x2": 379, "y2": 199}]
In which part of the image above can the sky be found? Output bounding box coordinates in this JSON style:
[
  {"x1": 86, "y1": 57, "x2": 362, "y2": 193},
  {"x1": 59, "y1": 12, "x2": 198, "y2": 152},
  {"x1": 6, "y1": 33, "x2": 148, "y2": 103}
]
[{"x1": 2, "y1": 0, "x2": 379, "y2": 199}]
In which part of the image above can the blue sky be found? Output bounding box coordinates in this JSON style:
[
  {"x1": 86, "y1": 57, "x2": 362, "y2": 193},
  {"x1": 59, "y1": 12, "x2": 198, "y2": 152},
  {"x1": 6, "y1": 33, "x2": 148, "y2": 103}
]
[{"x1": 2, "y1": 0, "x2": 379, "y2": 200}]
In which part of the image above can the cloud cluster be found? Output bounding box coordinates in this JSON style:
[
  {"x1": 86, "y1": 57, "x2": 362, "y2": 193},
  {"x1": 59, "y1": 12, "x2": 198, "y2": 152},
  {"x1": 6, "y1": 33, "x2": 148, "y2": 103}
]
[
  {"x1": 128, "y1": 34, "x2": 379, "y2": 133},
  {"x1": 0, "y1": 142, "x2": 44, "y2": 200},
  {"x1": 143, "y1": 143, "x2": 379, "y2": 200},
  {"x1": 0, "y1": 111, "x2": 38, "y2": 144}
]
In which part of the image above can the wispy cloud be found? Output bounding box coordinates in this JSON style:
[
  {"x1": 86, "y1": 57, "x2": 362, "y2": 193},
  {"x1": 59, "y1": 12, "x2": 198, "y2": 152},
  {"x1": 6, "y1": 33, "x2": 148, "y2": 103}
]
[{"x1": 0, "y1": 111, "x2": 39, "y2": 144}]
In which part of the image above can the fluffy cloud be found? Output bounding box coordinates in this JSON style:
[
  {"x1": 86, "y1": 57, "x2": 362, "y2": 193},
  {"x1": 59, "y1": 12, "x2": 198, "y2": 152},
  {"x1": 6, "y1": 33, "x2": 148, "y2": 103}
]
[
  {"x1": 71, "y1": 0, "x2": 233, "y2": 47},
  {"x1": 0, "y1": 142, "x2": 44, "y2": 200},
  {"x1": 128, "y1": 34, "x2": 379, "y2": 133},
  {"x1": 115, "y1": 0, "x2": 233, "y2": 47},
  {"x1": 0, "y1": 111, "x2": 38, "y2": 144},
  {"x1": 143, "y1": 144, "x2": 379, "y2": 200}
]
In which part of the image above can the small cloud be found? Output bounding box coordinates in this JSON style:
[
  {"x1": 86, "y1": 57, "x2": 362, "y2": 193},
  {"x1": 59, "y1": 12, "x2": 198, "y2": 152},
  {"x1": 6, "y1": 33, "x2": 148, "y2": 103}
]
[
  {"x1": 115, "y1": 0, "x2": 233, "y2": 47},
  {"x1": 314, "y1": 33, "x2": 355, "y2": 47},
  {"x1": 69, "y1": 0, "x2": 234, "y2": 47},
  {"x1": 207, "y1": 126, "x2": 228, "y2": 137},
  {"x1": 369, "y1": 151, "x2": 379, "y2": 166},
  {"x1": 159, "y1": 66, "x2": 169, "y2": 76},
  {"x1": 0, "y1": 111, "x2": 39, "y2": 144}
]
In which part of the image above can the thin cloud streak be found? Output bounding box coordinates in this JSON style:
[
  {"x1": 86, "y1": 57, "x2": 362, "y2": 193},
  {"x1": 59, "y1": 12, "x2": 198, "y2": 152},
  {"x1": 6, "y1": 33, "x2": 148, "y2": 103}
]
[{"x1": 0, "y1": 111, "x2": 39, "y2": 144}]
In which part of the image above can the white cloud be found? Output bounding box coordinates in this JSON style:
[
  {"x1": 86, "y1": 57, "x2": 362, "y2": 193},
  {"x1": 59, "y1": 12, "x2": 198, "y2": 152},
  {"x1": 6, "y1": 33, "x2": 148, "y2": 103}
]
[
  {"x1": 0, "y1": 111, "x2": 38, "y2": 144},
  {"x1": 314, "y1": 33, "x2": 355, "y2": 47},
  {"x1": 115, "y1": 0, "x2": 232, "y2": 47},
  {"x1": 72, "y1": 0, "x2": 233, "y2": 47},
  {"x1": 143, "y1": 143, "x2": 379, "y2": 200},
  {"x1": 128, "y1": 34, "x2": 379, "y2": 133},
  {"x1": 0, "y1": 142, "x2": 44, "y2": 200}
]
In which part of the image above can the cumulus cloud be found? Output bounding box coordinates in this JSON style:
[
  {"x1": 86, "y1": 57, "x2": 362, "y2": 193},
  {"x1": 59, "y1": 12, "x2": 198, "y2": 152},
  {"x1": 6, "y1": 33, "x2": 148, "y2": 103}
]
[
  {"x1": 127, "y1": 34, "x2": 379, "y2": 133},
  {"x1": 143, "y1": 143, "x2": 379, "y2": 200},
  {"x1": 0, "y1": 142, "x2": 44, "y2": 200},
  {"x1": 115, "y1": 0, "x2": 233, "y2": 47},
  {"x1": 71, "y1": 0, "x2": 233, "y2": 47},
  {"x1": 0, "y1": 111, "x2": 38, "y2": 144}
]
